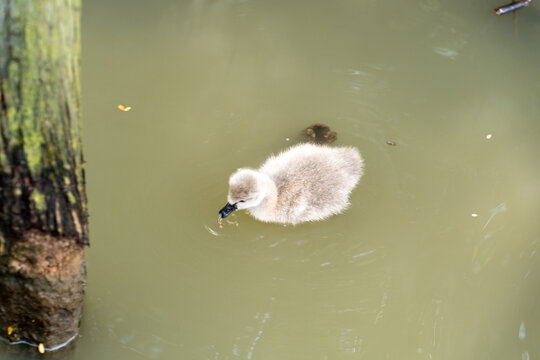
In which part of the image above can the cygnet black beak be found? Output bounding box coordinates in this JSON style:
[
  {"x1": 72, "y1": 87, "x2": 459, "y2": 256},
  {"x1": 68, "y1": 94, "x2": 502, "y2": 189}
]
[{"x1": 219, "y1": 202, "x2": 237, "y2": 218}]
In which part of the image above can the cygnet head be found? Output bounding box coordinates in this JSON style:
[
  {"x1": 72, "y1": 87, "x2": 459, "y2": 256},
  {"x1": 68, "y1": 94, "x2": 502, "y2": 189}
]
[{"x1": 219, "y1": 169, "x2": 267, "y2": 219}]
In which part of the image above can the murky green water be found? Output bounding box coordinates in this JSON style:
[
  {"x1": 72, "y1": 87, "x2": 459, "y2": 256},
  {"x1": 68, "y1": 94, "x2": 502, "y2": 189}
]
[{"x1": 3, "y1": 0, "x2": 540, "y2": 358}]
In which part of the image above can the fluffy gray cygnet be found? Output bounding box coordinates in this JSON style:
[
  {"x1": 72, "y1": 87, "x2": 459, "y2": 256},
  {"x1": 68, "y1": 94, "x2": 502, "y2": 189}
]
[{"x1": 219, "y1": 143, "x2": 364, "y2": 224}]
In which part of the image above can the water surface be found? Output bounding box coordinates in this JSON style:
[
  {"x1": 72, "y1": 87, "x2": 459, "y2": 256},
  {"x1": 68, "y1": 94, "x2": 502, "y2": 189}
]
[{"x1": 3, "y1": 0, "x2": 540, "y2": 359}]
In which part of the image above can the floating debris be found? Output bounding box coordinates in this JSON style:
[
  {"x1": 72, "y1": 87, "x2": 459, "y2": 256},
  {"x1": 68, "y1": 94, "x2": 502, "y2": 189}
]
[
  {"x1": 4, "y1": 333, "x2": 78, "y2": 352},
  {"x1": 7, "y1": 326, "x2": 12, "y2": 335},
  {"x1": 471, "y1": 213, "x2": 478, "y2": 217},
  {"x1": 386, "y1": 141, "x2": 396, "y2": 146},
  {"x1": 117, "y1": 105, "x2": 132, "y2": 112},
  {"x1": 494, "y1": 0, "x2": 531, "y2": 15},
  {"x1": 486, "y1": 134, "x2": 493, "y2": 140},
  {"x1": 285, "y1": 138, "x2": 290, "y2": 142}
]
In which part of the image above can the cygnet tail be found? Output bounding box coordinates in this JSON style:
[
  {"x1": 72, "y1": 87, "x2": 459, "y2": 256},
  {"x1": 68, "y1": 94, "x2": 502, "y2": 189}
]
[{"x1": 338, "y1": 147, "x2": 364, "y2": 184}]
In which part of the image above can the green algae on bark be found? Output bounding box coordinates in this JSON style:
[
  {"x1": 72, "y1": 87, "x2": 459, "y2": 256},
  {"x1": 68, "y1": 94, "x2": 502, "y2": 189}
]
[{"x1": 0, "y1": 0, "x2": 88, "y2": 244}]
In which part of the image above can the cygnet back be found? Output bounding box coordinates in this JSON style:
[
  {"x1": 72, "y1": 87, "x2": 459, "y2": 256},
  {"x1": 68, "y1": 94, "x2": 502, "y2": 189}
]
[{"x1": 219, "y1": 143, "x2": 364, "y2": 224}]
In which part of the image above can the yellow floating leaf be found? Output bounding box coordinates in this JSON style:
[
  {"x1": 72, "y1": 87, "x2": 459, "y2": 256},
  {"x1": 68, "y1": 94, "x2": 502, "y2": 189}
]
[
  {"x1": 117, "y1": 105, "x2": 132, "y2": 112},
  {"x1": 38, "y1": 343, "x2": 45, "y2": 354},
  {"x1": 7, "y1": 326, "x2": 12, "y2": 335},
  {"x1": 471, "y1": 213, "x2": 478, "y2": 217},
  {"x1": 486, "y1": 134, "x2": 493, "y2": 139}
]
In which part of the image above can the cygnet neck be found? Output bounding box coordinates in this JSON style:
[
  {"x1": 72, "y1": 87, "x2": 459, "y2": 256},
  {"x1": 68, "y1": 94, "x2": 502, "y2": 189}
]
[{"x1": 250, "y1": 172, "x2": 278, "y2": 219}]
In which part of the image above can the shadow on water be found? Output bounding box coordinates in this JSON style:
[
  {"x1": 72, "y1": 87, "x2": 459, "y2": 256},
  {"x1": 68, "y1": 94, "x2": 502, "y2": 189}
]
[{"x1": 513, "y1": 4, "x2": 540, "y2": 24}]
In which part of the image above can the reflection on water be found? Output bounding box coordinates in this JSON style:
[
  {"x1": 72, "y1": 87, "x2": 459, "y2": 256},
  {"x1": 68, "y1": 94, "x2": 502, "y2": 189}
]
[{"x1": 3, "y1": 0, "x2": 540, "y2": 359}]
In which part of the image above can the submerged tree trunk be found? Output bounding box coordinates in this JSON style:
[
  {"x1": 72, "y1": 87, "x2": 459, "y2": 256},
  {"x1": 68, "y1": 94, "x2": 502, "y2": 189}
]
[{"x1": 0, "y1": 0, "x2": 88, "y2": 350}]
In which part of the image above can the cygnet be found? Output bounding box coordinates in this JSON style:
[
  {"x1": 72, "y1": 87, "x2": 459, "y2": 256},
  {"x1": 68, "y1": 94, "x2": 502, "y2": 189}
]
[{"x1": 219, "y1": 143, "x2": 364, "y2": 224}]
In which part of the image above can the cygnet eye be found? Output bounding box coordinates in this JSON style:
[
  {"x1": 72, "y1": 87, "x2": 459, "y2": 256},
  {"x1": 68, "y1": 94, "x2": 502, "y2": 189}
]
[{"x1": 239, "y1": 200, "x2": 246, "y2": 203}]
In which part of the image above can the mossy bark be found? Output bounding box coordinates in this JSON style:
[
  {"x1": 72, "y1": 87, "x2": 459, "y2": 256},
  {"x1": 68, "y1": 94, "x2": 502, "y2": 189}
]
[{"x1": 0, "y1": 0, "x2": 88, "y2": 350}]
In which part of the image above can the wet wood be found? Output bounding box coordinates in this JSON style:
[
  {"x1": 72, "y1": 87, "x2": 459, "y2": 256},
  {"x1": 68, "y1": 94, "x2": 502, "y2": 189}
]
[{"x1": 0, "y1": 0, "x2": 88, "y2": 350}]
